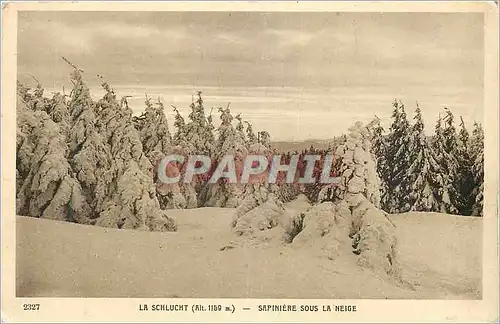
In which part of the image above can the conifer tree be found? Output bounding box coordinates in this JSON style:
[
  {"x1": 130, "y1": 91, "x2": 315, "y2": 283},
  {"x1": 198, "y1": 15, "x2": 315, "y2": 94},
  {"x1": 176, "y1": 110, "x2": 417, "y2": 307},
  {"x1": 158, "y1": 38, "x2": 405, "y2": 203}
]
[
  {"x1": 235, "y1": 113, "x2": 244, "y2": 133},
  {"x1": 456, "y1": 117, "x2": 475, "y2": 215},
  {"x1": 183, "y1": 92, "x2": 215, "y2": 155},
  {"x1": 231, "y1": 141, "x2": 287, "y2": 236},
  {"x1": 30, "y1": 78, "x2": 52, "y2": 113},
  {"x1": 245, "y1": 121, "x2": 257, "y2": 144},
  {"x1": 384, "y1": 100, "x2": 412, "y2": 213},
  {"x1": 212, "y1": 105, "x2": 248, "y2": 159},
  {"x1": 16, "y1": 92, "x2": 88, "y2": 223},
  {"x1": 47, "y1": 92, "x2": 71, "y2": 136},
  {"x1": 206, "y1": 107, "x2": 216, "y2": 150},
  {"x1": 440, "y1": 108, "x2": 461, "y2": 214},
  {"x1": 405, "y1": 104, "x2": 442, "y2": 212},
  {"x1": 303, "y1": 136, "x2": 346, "y2": 203},
  {"x1": 135, "y1": 97, "x2": 197, "y2": 210},
  {"x1": 135, "y1": 96, "x2": 172, "y2": 159},
  {"x1": 17, "y1": 81, "x2": 32, "y2": 104},
  {"x1": 203, "y1": 105, "x2": 248, "y2": 207},
  {"x1": 89, "y1": 80, "x2": 176, "y2": 231},
  {"x1": 300, "y1": 121, "x2": 399, "y2": 277},
  {"x1": 330, "y1": 121, "x2": 380, "y2": 208},
  {"x1": 370, "y1": 116, "x2": 389, "y2": 211},
  {"x1": 66, "y1": 68, "x2": 113, "y2": 221},
  {"x1": 431, "y1": 114, "x2": 459, "y2": 214},
  {"x1": 172, "y1": 105, "x2": 186, "y2": 142},
  {"x1": 258, "y1": 130, "x2": 271, "y2": 148},
  {"x1": 470, "y1": 122, "x2": 484, "y2": 216},
  {"x1": 171, "y1": 105, "x2": 195, "y2": 153}
]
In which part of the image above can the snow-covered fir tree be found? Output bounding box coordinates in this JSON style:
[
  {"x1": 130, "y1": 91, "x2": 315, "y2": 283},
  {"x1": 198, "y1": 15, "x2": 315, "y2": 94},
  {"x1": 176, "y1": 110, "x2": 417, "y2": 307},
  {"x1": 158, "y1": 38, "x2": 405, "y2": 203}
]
[
  {"x1": 431, "y1": 114, "x2": 459, "y2": 214},
  {"x1": 183, "y1": 92, "x2": 215, "y2": 156},
  {"x1": 171, "y1": 105, "x2": 196, "y2": 153},
  {"x1": 245, "y1": 121, "x2": 257, "y2": 144},
  {"x1": 291, "y1": 121, "x2": 400, "y2": 278},
  {"x1": 142, "y1": 100, "x2": 192, "y2": 205},
  {"x1": 456, "y1": 116, "x2": 475, "y2": 215},
  {"x1": 235, "y1": 113, "x2": 244, "y2": 133},
  {"x1": 470, "y1": 122, "x2": 484, "y2": 216},
  {"x1": 213, "y1": 105, "x2": 248, "y2": 159},
  {"x1": 94, "y1": 82, "x2": 177, "y2": 231},
  {"x1": 404, "y1": 104, "x2": 443, "y2": 212},
  {"x1": 369, "y1": 115, "x2": 389, "y2": 211},
  {"x1": 66, "y1": 68, "x2": 113, "y2": 221},
  {"x1": 47, "y1": 92, "x2": 71, "y2": 136},
  {"x1": 134, "y1": 96, "x2": 172, "y2": 159},
  {"x1": 231, "y1": 141, "x2": 286, "y2": 236},
  {"x1": 328, "y1": 121, "x2": 381, "y2": 207},
  {"x1": 17, "y1": 81, "x2": 32, "y2": 104},
  {"x1": 171, "y1": 104, "x2": 186, "y2": 144},
  {"x1": 16, "y1": 93, "x2": 89, "y2": 223},
  {"x1": 231, "y1": 125, "x2": 301, "y2": 236},
  {"x1": 258, "y1": 130, "x2": 271, "y2": 148},
  {"x1": 133, "y1": 96, "x2": 192, "y2": 209},
  {"x1": 16, "y1": 93, "x2": 33, "y2": 194},
  {"x1": 384, "y1": 100, "x2": 412, "y2": 213},
  {"x1": 180, "y1": 94, "x2": 214, "y2": 205},
  {"x1": 440, "y1": 108, "x2": 462, "y2": 213},
  {"x1": 30, "y1": 79, "x2": 53, "y2": 113},
  {"x1": 202, "y1": 105, "x2": 248, "y2": 207},
  {"x1": 335, "y1": 121, "x2": 400, "y2": 277}
]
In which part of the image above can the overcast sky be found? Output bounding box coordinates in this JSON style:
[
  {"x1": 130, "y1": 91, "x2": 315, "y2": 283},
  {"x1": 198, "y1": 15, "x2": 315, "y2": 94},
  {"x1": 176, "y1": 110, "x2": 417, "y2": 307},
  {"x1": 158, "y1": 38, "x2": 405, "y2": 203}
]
[{"x1": 17, "y1": 11, "x2": 484, "y2": 141}]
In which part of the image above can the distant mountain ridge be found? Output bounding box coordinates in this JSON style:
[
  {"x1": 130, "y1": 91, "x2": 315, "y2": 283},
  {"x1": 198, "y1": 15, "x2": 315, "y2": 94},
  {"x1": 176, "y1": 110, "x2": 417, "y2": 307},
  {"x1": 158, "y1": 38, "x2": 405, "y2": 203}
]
[{"x1": 271, "y1": 139, "x2": 336, "y2": 153}]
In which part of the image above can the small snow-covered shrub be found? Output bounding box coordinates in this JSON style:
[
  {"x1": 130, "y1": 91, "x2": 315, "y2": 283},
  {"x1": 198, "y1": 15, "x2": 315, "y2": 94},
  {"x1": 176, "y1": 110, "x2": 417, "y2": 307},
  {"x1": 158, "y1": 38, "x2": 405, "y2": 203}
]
[{"x1": 282, "y1": 212, "x2": 305, "y2": 244}]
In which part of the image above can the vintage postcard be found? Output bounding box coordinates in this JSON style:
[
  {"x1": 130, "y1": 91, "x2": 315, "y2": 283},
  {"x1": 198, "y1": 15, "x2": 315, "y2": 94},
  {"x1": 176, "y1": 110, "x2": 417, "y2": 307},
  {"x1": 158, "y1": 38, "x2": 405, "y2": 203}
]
[{"x1": 1, "y1": 1, "x2": 499, "y2": 323}]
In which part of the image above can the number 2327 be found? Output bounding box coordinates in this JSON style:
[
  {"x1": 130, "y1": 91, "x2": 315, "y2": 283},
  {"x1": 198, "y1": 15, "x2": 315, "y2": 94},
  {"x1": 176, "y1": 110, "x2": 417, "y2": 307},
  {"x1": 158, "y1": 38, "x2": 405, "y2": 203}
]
[{"x1": 23, "y1": 304, "x2": 40, "y2": 311}]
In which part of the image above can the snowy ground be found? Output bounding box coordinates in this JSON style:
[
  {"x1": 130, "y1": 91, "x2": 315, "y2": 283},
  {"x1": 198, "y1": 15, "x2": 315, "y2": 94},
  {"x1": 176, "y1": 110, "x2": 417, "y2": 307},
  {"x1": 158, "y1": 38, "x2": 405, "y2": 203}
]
[{"x1": 16, "y1": 197, "x2": 482, "y2": 299}]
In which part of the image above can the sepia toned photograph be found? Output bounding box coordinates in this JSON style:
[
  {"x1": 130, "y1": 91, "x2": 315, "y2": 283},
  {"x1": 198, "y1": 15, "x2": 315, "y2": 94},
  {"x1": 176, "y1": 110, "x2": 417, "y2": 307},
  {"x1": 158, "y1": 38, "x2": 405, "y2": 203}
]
[
  {"x1": 2, "y1": 1, "x2": 499, "y2": 323},
  {"x1": 14, "y1": 10, "x2": 485, "y2": 299}
]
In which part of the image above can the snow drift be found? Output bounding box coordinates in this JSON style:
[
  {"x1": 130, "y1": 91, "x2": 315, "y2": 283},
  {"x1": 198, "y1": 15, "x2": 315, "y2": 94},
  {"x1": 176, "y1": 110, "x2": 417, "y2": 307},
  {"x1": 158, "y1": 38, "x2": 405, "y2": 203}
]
[{"x1": 16, "y1": 207, "x2": 481, "y2": 299}]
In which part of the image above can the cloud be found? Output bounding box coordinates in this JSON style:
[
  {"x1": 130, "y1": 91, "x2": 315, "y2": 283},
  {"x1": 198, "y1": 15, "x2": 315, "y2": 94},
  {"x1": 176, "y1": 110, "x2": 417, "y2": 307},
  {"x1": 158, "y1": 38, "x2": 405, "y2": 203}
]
[
  {"x1": 18, "y1": 11, "x2": 483, "y2": 109},
  {"x1": 94, "y1": 23, "x2": 188, "y2": 41},
  {"x1": 265, "y1": 29, "x2": 316, "y2": 47},
  {"x1": 20, "y1": 18, "x2": 189, "y2": 55},
  {"x1": 18, "y1": 20, "x2": 94, "y2": 54},
  {"x1": 214, "y1": 32, "x2": 248, "y2": 45}
]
